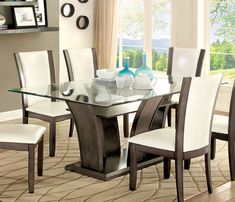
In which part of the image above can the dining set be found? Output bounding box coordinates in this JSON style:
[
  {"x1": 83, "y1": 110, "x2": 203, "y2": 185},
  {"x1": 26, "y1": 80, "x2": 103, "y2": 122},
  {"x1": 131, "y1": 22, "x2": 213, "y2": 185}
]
[{"x1": 0, "y1": 47, "x2": 234, "y2": 202}]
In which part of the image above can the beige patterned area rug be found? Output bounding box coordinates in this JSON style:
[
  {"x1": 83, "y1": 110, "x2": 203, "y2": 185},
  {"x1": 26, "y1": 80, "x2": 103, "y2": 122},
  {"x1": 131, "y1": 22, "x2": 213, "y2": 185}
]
[{"x1": 0, "y1": 119, "x2": 230, "y2": 202}]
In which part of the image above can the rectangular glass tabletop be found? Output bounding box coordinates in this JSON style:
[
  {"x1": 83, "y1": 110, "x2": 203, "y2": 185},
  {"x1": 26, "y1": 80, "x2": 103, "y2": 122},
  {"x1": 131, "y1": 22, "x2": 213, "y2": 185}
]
[{"x1": 9, "y1": 75, "x2": 182, "y2": 107}]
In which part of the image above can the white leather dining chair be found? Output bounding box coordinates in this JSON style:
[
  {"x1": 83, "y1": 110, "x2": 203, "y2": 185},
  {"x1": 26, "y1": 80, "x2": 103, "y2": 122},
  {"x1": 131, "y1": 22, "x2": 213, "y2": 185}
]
[
  {"x1": 14, "y1": 50, "x2": 74, "y2": 157},
  {"x1": 128, "y1": 74, "x2": 223, "y2": 202},
  {"x1": 167, "y1": 47, "x2": 206, "y2": 126},
  {"x1": 211, "y1": 80, "x2": 235, "y2": 181},
  {"x1": 0, "y1": 124, "x2": 45, "y2": 193},
  {"x1": 63, "y1": 48, "x2": 98, "y2": 83},
  {"x1": 167, "y1": 47, "x2": 206, "y2": 171}
]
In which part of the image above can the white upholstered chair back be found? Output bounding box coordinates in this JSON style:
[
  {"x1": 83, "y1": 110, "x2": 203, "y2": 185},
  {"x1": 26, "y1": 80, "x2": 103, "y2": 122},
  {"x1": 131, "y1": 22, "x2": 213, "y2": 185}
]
[
  {"x1": 63, "y1": 48, "x2": 97, "y2": 83},
  {"x1": 169, "y1": 47, "x2": 205, "y2": 77},
  {"x1": 16, "y1": 51, "x2": 53, "y2": 105},
  {"x1": 180, "y1": 74, "x2": 223, "y2": 152}
]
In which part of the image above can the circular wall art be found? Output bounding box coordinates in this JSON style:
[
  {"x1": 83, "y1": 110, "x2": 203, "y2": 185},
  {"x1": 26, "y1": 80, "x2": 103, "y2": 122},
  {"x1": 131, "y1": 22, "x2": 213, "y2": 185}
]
[
  {"x1": 61, "y1": 3, "x2": 75, "y2": 18},
  {"x1": 78, "y1": 0, "x2": 89, "y2": 3},
  {"x1": 76, "y1": 16, "x2": 89, "y2": 29}
]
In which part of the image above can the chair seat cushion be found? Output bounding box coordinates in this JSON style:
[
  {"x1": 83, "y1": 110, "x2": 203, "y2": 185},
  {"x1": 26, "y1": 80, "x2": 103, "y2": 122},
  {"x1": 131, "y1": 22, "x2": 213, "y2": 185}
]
[
  {"x1": 27, "y1": 101, "x2": 70, "y2": 117},
  {"x1": 128, "y1": 128, "x2": 176, "y2": 151},
  {"x1": 212, "y1": 114, "x2": 228, "y2": 134},
  {"x1": 0, "y1": 124, "x2": 46, "y2": 144}
]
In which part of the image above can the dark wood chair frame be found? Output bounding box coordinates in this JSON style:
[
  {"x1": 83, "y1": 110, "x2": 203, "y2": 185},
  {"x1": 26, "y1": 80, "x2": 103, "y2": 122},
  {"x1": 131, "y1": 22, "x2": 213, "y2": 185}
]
[
  {"x1": 166, "y1": 47, "x2": 205, "y2": 170},
  {"x1": 129, "y1": 77, "x2": 217, "y2": 202},
  {"x1": 63, "y1": 48, "x2": 133, "y2": 138},
  {"x1": 14, "y1": 50, "x2": 74, "y2": 157},
  {"x1": 211, "y1": 81, "x2": 235, "y2": 181},
  {"x1": 0, "y1": 137, "x2": 44, "y2": 193}
]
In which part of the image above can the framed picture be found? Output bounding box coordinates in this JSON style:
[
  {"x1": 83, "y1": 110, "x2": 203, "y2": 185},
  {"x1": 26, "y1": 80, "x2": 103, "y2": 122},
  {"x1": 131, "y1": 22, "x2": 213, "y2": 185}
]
[
  {"x1": 26, "y1": 0, "x2": 47, "y2": 27},
  {"x1": 12, "y1": 6, "x2": 37, "y2": 28}
]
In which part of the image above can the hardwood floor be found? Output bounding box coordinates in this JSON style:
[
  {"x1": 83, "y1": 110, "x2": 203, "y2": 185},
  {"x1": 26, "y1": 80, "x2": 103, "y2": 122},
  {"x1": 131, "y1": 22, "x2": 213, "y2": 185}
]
[{"x1": 187, "y1": 181, "x2": 235, "y2": 202}]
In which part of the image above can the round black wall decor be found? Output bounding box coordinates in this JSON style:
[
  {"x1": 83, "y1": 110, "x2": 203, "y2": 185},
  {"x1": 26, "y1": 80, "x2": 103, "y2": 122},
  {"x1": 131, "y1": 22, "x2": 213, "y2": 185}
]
[
  {"x1": 61, "y1": 3, "x2": 75, "y2": 17},
  {"x1": 76, "y1": 16, "x2": 89, "y2": 29},
  {"x1": 78, "y1": 0, "x2": 89, "y2": 3}
]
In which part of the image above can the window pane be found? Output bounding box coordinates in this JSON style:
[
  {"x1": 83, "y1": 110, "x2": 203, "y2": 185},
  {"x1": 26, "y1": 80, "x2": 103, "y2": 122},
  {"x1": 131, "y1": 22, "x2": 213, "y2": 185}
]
[
  {"x1": 152, "y1": 0, "x2": 171, "y2": 72},
  {"x1": 210, "y1": 0, "x2": 235, "y2": 82},
  {"x1": 117, "y1": 0, "x2": 144, "y2": 68}
]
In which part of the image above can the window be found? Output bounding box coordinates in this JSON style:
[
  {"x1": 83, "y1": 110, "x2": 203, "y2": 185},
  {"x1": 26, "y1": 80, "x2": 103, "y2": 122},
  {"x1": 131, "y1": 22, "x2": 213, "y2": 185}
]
[
  {"x1": 210, "y1": 0, "x2": 235, "y2": 82},
  {"x1": 117, "y1": 0, "x2": 171, "y2": 72}
]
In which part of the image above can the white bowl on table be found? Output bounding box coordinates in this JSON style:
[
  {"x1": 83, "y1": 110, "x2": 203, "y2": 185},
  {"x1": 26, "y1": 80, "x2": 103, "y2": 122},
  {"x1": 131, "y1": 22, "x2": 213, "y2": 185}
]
[{"x1": 96, "y1": 69, "x2": 118, "y2": 81}]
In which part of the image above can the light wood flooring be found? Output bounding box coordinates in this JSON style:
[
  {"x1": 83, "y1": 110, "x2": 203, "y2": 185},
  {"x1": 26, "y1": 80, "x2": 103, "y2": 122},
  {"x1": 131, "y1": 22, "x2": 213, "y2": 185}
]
[{"x1": 187, "y1": 181, "x2": 235, "y2": 202}]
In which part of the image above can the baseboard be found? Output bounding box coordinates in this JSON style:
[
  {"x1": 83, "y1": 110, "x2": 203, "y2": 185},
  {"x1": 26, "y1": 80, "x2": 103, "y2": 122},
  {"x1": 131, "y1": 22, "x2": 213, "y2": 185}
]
[{"x1": 0, "y1": 109, "x2": 22, "y2": 122}]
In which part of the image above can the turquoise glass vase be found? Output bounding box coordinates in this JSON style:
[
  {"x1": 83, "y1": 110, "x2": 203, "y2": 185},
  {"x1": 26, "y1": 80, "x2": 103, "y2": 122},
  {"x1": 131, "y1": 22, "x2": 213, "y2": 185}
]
[
  {"x1": 118, "y1": 57, "x2": 135, "y2": 77},
  {"x1": 135, "y1": 53, "x2": 154, "y2": 79}
]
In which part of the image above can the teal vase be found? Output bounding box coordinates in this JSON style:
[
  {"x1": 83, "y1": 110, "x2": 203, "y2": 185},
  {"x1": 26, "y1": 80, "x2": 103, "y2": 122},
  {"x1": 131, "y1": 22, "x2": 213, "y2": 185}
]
[
  {"x1": 135, "y1": 53, "x2": 154, "y2": 79},
  {"x1": 118, "y1": 57, "x2": 135, "y2": 77}
]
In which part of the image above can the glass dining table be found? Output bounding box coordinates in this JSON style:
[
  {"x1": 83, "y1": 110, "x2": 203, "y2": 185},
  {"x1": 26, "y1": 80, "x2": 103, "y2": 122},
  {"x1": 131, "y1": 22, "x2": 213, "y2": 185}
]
[{"x1": 9, "y1": 75, "x2": 182, "y2": 181}]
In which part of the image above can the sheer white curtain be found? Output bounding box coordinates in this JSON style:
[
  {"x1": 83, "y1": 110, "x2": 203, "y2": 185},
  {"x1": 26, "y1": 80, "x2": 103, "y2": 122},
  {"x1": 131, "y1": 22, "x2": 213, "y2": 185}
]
[{"x1": 94, "y1": 0, "x2": 119, "y2": 69}]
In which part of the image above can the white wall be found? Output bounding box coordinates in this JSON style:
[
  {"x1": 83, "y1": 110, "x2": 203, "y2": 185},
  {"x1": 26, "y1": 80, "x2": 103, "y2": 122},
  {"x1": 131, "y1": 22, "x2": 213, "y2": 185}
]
[{"x1": 59, "y1": 0, "x2": 96, "y2": 82}]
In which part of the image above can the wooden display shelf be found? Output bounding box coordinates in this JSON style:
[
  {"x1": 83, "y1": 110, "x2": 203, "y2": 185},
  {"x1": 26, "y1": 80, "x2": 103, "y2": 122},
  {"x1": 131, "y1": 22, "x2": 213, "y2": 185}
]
[
  {"x1": 0, "y1": 27, "x2": 59, "y2": 34},
  {"x1": 0, "y1": 1, "x2": 36, "y2": 6}
]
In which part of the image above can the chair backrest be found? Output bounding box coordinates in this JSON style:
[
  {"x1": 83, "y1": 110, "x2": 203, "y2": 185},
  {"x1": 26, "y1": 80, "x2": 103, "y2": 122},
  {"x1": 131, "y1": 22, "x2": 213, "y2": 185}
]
[
  {"x1": 14, "y1": 50, "x2": 55, "y2": 105},
  {"x1": 167, "y1": 47, "x2": 205, "y2": 77},
  {"x1": 63, "y1": 48, "x2": 98, "y2": 83},
  {"x1": 177, "y1": 74, "x2": 223, "y2": 153}
]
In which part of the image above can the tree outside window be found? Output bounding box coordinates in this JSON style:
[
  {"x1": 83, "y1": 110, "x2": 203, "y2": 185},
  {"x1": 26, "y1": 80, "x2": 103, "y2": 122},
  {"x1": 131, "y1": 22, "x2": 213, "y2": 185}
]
[
  {"x1": 210, "y1": 0, "x2": 235, "y2": 81},
  {"x1": 117, "y1": 0, "x2": 170, "y2": 72}
]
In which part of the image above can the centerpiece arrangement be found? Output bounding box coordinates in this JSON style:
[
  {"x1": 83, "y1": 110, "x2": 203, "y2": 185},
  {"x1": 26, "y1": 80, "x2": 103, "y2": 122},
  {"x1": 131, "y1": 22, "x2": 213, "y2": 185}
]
[{"x1": 116, "y1": 53, "x2": 156, "y2": 89}]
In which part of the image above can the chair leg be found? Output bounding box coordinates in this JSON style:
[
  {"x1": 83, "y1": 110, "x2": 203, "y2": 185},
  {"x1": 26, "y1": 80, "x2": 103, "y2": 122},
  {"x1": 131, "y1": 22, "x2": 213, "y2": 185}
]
[
  {"x1": 228, "y1": 140, "x2": 235, "y2": 180},
  {"x1": 28, "y1": 144, "x2": 35, "y2": 193},
  {"x1": 129, "y1": 143, "x2": 137, "y2": 191},
  {"x1": 175, "y1": 159, "x2": 184, "y2": 202},
  {"x1": 184, "y1": 159, "x2": 191, "y2": 170},
  {"x1": 123, "y1": 114, "x2": 129, "y2": 138},
  {"x1": 23, "y1": 116, "x2": 28, "y2": 124},
  {"x1": 49, "y1": 120, "x2": 56, "y2": 157},
  {"x1": 175, "y1": 106, "x2": 178, "y2": 126},
  {"x1": 69, "y1": 119, "x2": 74, "y2": 137},
  {"x1": 38, "y1": 137, "x2": 44, "y2": 176},
  {"x1": 211, "y1": 138, "x2": 216, "y2": 160},
  {"x1": 167, "y1": 108, "x2": 172, "y2": 127},
  {"x1": 164, "y1": 158, "x2": 171, "y2": 179},
  {"x1": 205, "y1": 153, "x2": 213, "y2": 193}
]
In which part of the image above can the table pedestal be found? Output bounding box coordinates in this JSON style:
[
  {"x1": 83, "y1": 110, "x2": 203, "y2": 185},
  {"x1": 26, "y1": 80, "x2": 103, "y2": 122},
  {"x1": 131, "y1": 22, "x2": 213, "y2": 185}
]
[
  {"x1": 65, "y1": 148, "x2": 163, "y2": 181},
  {"x1": 65, "y1": 96, "x2": 168, "y2": 180}
]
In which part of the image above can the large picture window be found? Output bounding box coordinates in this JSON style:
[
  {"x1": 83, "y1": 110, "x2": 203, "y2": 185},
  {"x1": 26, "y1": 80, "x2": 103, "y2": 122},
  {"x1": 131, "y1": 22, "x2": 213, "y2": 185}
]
[
  {"x1": 210, "y1": 0, "x2": 235, "y2": 82},
  {"x1": 117, "y1": 0, "x2": 171, "y2": 72}
]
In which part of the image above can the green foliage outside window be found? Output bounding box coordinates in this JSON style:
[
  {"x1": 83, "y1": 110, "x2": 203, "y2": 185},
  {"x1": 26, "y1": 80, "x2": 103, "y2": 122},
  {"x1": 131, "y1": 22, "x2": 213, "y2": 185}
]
[
  {"x1": 210, "y1": 0, "x2": 235, "y2": 80},
  {"x1": 116, "y1": 47, "x2": 168, "y2": 72}
]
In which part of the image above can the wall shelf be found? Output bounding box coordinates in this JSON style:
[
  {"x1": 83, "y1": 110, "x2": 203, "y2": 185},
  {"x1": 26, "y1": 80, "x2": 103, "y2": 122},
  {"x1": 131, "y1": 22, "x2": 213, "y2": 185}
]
[
  {"x1": 0, "y1": 27, "x2": 59, "y2": 34},
  {"x1": 0, "y1": 1, "x2": 36, "y2": 6}
]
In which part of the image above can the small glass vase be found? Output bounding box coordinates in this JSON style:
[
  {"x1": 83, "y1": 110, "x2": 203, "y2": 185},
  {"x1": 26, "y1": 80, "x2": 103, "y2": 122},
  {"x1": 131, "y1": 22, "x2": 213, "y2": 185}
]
[
  {"x1": 116, "y1": 57, "x2": 134, "y2": 88},
  {"x1": 118, "y1": 57, "x2": 135, "y2": 77},
  {"x1": 135, "y1": 53, "x2": 154, "y2": 79}
]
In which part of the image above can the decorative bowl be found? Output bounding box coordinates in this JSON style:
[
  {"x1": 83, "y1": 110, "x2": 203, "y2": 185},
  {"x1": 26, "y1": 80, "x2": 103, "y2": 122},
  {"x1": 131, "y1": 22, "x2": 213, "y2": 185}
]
[{"x1": 96, "y1": 69, "x2": 118, "y2": 81}]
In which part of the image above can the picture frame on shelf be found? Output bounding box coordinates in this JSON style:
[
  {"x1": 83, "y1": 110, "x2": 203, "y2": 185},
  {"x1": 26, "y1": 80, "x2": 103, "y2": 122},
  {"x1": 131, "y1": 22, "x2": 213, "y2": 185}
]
[
  {"x1": 26, "y1": 0, "x2": 47, "y2": 27},
  {"x1": 12, "y1": 6, "x2": 37, "y2": 28}
]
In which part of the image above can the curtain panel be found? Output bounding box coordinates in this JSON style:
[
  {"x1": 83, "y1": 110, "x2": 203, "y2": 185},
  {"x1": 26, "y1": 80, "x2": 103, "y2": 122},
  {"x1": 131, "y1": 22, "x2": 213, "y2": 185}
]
[{"x1": 94, "y1": 0, "x2": 119, "y2": 69}]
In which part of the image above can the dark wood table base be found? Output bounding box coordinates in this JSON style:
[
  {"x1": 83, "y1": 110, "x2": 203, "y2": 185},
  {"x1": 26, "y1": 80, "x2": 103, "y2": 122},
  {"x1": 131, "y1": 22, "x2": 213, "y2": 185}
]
[
  {"x1": 65, "y1": 97, "x2": 168, "y2": 181},
  {"x1": 65, "y1": 148, "x2": 164, "y2": 181}
]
